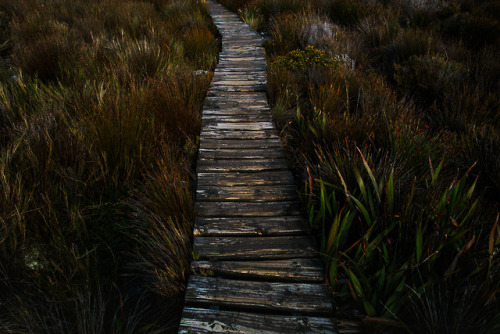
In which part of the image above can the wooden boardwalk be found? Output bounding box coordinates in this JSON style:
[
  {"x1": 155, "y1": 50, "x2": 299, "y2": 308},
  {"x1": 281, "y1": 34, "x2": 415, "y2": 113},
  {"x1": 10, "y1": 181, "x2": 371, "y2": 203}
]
[{"x1": 178, "y1": 1, "x2": 336, "y2": 332}]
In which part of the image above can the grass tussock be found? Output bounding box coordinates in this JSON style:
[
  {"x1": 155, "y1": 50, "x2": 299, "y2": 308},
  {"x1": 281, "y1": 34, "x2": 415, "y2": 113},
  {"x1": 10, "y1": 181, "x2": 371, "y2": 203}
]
[
  {"x1": 219, "y1": 0, "x2": 499, "y2": 332},
  {"x1": 0, "y1": 0, "x2": 218, "y2": 331}
]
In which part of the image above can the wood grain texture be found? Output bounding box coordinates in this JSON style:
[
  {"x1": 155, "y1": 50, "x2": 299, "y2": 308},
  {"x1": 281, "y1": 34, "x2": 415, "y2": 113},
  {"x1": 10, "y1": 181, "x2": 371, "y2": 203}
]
[
  {"x1": 197, "y1": 159, "x2": 288, "y2": 172},
  {"x1": 194, "y1": 216, "x2": 308, "y2": 236},
  {"x1": 197, "y1": 171, "x2": 295, "y2": 186},
  {"x1": 200, "y1": 139, "x2": 281, "y2": 150},
  {"x1": 193, "y1": 236, "x2": 318, "y2": 260},
  {"x1": 179, "y1": 307, "x2": 337, "y2": 333},
  {"x1": 196, "y1": 184, "x2": 296, "y2": 201},
  {"x1": 184, "y1": 276, "x2": 333, "y2": 315},
  {"x1": 200, "y1": 129, "x2": 278, "y2": 140},
  {"x1": 192, "y1": 258, "x2": 324, "y2": 282},
  {"x1": 203, "y1": 121, "x2": 275, "y2": 131},
  {"x1": 202, "y1": 107, "x2": 272, "y2": 116},
  {"x1": 195, "y1": 201, "x2": 303, "y2": 217},
  {"x1": 202, "y1": 115, "x2": 274, "y2": 123},
  {"x1": 199, "y1": 148, "x2": 284, "y2": 160}
]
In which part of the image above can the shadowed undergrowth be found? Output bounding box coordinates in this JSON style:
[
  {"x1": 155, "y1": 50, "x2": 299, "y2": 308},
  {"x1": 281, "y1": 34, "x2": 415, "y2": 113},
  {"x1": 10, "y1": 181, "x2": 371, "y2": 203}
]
[
  {"x1": 0, "y1": 0, "x2": 218, "y2": 332},
  {"x1": 218, "y1": 0, "x2": 499, "y2": 333}
]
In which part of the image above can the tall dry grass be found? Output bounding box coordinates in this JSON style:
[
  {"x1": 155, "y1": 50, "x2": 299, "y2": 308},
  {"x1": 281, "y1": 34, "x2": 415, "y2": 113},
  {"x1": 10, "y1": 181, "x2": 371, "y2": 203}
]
[{"x1": 0, "y1": 0, "x2": 218, "y2": 331}]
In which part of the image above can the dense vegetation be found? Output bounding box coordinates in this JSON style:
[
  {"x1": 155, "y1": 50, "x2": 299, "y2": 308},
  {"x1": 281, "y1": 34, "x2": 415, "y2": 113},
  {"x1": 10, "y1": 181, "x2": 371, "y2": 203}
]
[
  {"x1": 0, "y1": 0, "x2": 218, "y2": 332},
  {"x1": 218, "y1": 0, "x2": 499, "y2": 332}
]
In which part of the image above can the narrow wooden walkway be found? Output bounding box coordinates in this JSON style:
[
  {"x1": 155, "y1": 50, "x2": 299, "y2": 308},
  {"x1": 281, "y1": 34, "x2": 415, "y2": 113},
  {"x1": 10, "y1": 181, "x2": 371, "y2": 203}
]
[{"x1": 178, "y1": 1, "x2": 336, "y2": 332}]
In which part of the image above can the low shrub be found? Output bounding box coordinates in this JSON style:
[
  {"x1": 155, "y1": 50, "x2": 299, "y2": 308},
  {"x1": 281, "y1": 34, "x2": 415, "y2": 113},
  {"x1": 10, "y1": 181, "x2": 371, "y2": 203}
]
[
  {"x1": 394, "y1": 53, "x2": 467, "y2": 104},
  {"x1": 326, "y1": 0, "x2": 372, "y2": 26}
]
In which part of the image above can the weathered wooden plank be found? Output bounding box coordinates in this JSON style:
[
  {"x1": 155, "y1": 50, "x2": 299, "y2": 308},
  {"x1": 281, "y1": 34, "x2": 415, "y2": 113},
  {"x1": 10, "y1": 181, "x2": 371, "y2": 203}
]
[
  {"x1": 205, "y1": 90, "x2": 266, "y2": 97},
  {"x1": 200, "y1": 130, "x2": 278, "y2": 140},
  {"x1": 200, "y1": 139, "x2": 282, "y2": 149},
  {"x1": 208, "y1": 85, "x2": 266, "y2": 93},
  {"x1": 193, "y1": 236, "x2": 317, "y2": 260},
  {"x1": 211, "y1": 74, "x2": 267, "y2": 82},
  {"x1": 203, "y1": 97, "x2": 268, "y2": 104},
  {"x1": 192, "y1": 258, "x2": 324, "y2": 282},
  {"x1": 204, "y1": 93, "x2": 268, "y2": 102},
  {"x1": 203, "y1": 121, "x2": 275, "y2": 131},
  {"x1": 197, "y1": 171, "x2": 295, "y2": 186},
  {"x1": 203, "y1": 107, "x2": 271, "y2": 115},
  {"x1": 184, "y1": 276, "x2": 332, "y2": 315},
  {"x1": 204, "y1": 92, "x2": 267, "y2": 99},
  {"x1": 218, "y1": 62, "x2": 267, "y2": 68},
  {"x1": 214, "y1": 67, "x2": 266, "y2": 73},
  {"x1": 211, "y1": 79, "x2": 266, "y2": 85},
  {"x1": 219, "y1": 49, "x2": 264, "y2": 54},
  {"x1": 196, "y1": 201, "x2": 303, "y2": 217},
  {"x1": 221, "y1": 40, "x2": 263, "y2": 45},
  {"x1": 198, "y1": 148, "x2": 284, "y2": 160},
  {"x1": 179, "y1": 307, "x2": 337, "y2": 334},
  {"x1": 202, "y1": 115, "x2": 273, "y2": 123},
  {"x1": 214, "y1": 69, "x2": 266, "y2": 75},
  {"x1": 196, "y1": 184, "x2": 296, "y2": 201},
  {"x1": 218, "y1": 57, "x2": 265, "y2": 62},
  {"x1": 197, "y1": 159, "x2": 287, "y2": 172},
  {"x1": 194, "y1": 216, "x2": 308, "y2": 236}
]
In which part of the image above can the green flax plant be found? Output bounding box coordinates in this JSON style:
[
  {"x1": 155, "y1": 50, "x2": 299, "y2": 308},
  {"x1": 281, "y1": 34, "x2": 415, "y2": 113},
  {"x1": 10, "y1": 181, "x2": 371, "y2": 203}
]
[{"x1": 306, "y1": 149, "x2": 497, "y2": 330}]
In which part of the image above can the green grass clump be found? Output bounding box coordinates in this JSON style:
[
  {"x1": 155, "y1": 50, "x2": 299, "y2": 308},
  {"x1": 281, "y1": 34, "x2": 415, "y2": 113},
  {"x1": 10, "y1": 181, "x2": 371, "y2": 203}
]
[{"x1": 0, "y1": 0, "x2": 218, "y2": 331}]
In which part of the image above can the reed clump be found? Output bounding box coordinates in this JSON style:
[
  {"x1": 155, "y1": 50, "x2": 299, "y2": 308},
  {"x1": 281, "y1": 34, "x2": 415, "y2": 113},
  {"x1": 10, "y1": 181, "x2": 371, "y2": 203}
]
[
  {"x1": 0, "y1": 0, "x2": 218, "y2": 331},
  {"x1": 220, "y1": 0, "x2": 499, "y2": 332}
]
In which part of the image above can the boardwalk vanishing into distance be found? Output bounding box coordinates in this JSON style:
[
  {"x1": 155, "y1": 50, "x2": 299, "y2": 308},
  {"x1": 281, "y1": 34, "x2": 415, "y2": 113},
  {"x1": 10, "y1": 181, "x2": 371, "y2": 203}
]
[{"x1": 178, "y1": 1, "x2": 336, "y2": 332}]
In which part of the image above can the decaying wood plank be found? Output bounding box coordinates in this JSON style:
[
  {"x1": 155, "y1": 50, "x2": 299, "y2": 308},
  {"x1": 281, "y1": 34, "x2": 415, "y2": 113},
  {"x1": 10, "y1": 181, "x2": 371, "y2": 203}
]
[
  {"x1": 204, "y1": 93, "x2": 268, "y2": 102},
  {"x1": 200, "y1": 130, "x2": 278, "y2": 140},
  {"x1": 197, "y1": 171, "x2": 295, "y2": 186},
  {"x1": 202, "y1": 115, "x2": 273, "y2": 123},
  {"x1": 203, "y1": 121, "x2": 275, "y2": 131},
  {"x1": 202, "y1": 107, "x2": 271, "y2": 115},
  {"x1": 193, "y1": 236, "x2": 317, "y2": 260},
  {"x1": 208, "y1": 85, "x2": 266, "y2": 93},
  {"x1": 200, "y1": 139, "x2": 282, "y2": 149},
  {"x1": 196, "y1": 201, "x2": 303, "y2": 217},
  {"x1": 196, "y1": 184, "x2": 296, "y2": 201},
  {"x1": 197, "y1": 159, "x2": 287, "y2": 173},
  {"x1": 184, "y1": 276, "x2": 332, "y2": 315},
  {"x1": 194, "y1": 216, "x2": 308, "y2": 236},
  {"x1": 178, "y1": 307, "x2": 337, "y2": 334},
  {"x1": 192, "y1": 258, "x2": 324, "y2": 283},
  {"x1": 199, "y1": 148, "x2": 284, "y2": 160}
]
